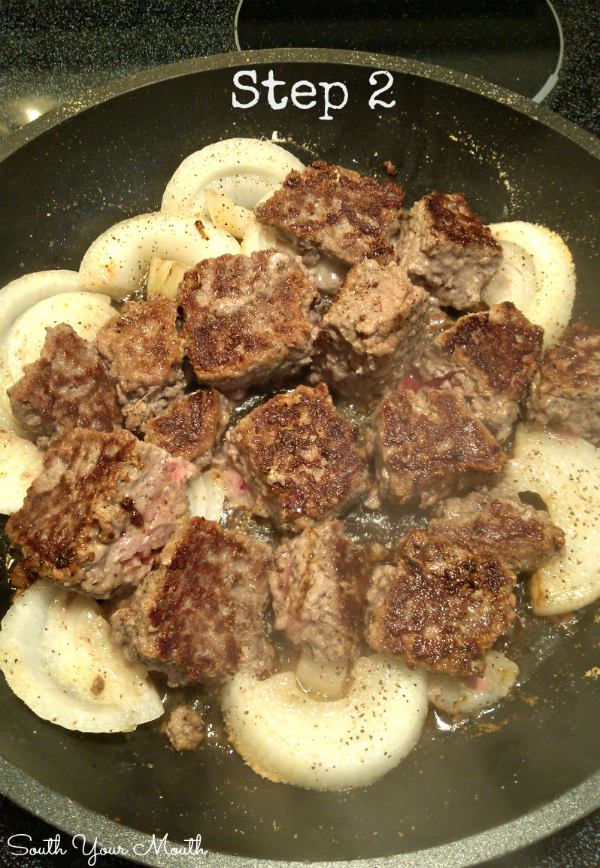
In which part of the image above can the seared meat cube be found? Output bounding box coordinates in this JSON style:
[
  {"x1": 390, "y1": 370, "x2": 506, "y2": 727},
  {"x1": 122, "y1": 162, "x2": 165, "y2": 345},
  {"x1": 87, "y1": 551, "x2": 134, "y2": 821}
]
[
  {"x1": 178, "y1": 249, "x2": 318, "y2": 392},
  {"x1": 143, "y1": 388, "x2": 231, "y2": 467},
  {"x1": 527, "y1": 320, "x2": 600, "y2": 446},
  {"x1": 366, "y1": 527, "x2": 516, "y2": 676},
  {"x1": 96, "y1": 296, "x2": 185, "y2": 430},
  {"x1": 430, "y1": 484, "x2": 565, "y2": 573},
  {"x1": 6, "y1": 428, "x2": 194, "y2": 598},
  {"x1": 366, "y1": 388, "x2": 506, "y2": 510},
  {"x1": 8, "y1": 323, "x2": 122, "y2": 448},
  {"x1": 398, "y1": 191, "x2": 502, "y2": 309},
  {"x1": 418, "y1": 302, "x2": 543, "y2": 441},
  {"x1": 271, "y1": 520, "x2": 369, "y2": 663},
  {"x1": 110, "y1": 517, "x2": 274, "y2": 686},
  {"x1": 163, "y1": 705, "x2": 204, "y2": 751},
  {"x1": 254, "y1": 161, "x2": 404, "y2": 267},
  {"x1": 226, "y1": 383, "x2": 370, "y2": 532},
  {"x1": 310, "y1": 260, "x2": 430, "y2": 409}
]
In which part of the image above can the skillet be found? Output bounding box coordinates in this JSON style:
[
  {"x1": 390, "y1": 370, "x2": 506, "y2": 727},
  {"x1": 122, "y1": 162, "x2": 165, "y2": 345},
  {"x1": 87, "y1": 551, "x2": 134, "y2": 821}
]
[{"x1": 0, "y1": 48, "x2": 600, "y2": 867}]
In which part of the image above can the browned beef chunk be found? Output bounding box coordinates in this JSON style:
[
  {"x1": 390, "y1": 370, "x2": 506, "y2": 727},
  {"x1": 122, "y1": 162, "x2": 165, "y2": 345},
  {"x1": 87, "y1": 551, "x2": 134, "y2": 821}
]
[
  {"x1": 271, "y1": 520, "x2": 369, "y2": 663},
  {"x1": 398, "y1": 191, "x2": 502, "y2": 309},
  {"x1": 143, "y1": 388, "x2": 231, "y2": 467},
  {"x1": 366, "y1": 527, "x2": 516, "y2": 676},
  {"x1": 366, "y1": 388, "x2": 506, "y2": 510},
  {"x1": 309, "y1": 260, "x2": 430, "y2": 409},
  {"x1": 430, "y1": 485, "x2": 565, "y2": 574},
  {"x1": 96, "y1": 296, "x2": 185, "y2": 429},
  {"x1": 225, "y1": 382, "x2": 370, "y2": 532},
  {"x1": 6, "y1": 428, "x2": 194, "y2": 598},
  {"x1": 163, "y1": 705, "x2": 204, "y2": 751},
  {"x1": 7, "y1": 323, "x2": 122, "y2": 448},
  {"x1": 527, "y1": 320, "x2": 600, "y2": 446},
  {"x1": 254, "y1": 161, "x2": 404, "y2": 267},
  {"x1": 178, "y1": 249, "x2": 318, "y2": 392},
  {"x1": 418, "y1": 302, "x2": 543, "y2": 441},
  {"x1": 110, "y1": 517, "x2": 274, "y2": 686}
]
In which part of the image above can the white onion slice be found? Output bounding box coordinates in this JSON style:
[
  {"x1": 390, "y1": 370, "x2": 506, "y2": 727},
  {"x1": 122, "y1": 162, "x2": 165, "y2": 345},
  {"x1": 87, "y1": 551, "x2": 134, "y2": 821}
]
[
  {"x1": 79, "y1": 212, "x2": 239, "y2": 298},
  {"x1": 0, "y1": 581, "x2": 163, "y2": 732},
  {"x1": 241, "y1": 191, "x2": 296, "y2": 257},
  {"x1": 187, "y1": 469, "x2": 225, "y2": 522},
  {"x1": 0, "y1": 271, "x2": 114, "y2": 434},
  {"x1": 428, "y1": 651, "x2": 519, "y2": 714},
  {"x1": 295, "y1": 653, "x2": 349, "y2": 701},
  {"x1": 504, "y1": 427, "x2": 600, "y2": 615},
  {"x1": 161, "y1": 138, "x2": 304, "y2": 217},
  {"x1": 147, "y1": 257, "x2": 189, "y2": 299},
  {"x1": 221, "y1": 654, "x2": 428, "y2": 790},
  {"x1": 0, "y1": 427, "x2": 44, "y2": 515},
  {"x1": 483, "y1": 222, "x2": 575, "y2": 347},
  {"x1": 205, "y1": 191, "x2": 252, "y2": 240}
]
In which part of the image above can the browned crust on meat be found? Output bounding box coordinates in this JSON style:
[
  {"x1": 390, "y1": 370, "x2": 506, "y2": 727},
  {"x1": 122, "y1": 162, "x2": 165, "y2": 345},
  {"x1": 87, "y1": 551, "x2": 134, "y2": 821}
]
[
  {"x1": 367, "y1": 388, "x2": 506, "y2": 509},
  {"x1": 430, "y1": 489, "x2": 565, "y2": 574},
  {"x1": 143, "y1": 389, "x2": 231, "y2": 465},
  {"x1": 111, "y1": 517, "x2": 274, "y2": 685},
  {"x1": 96, "y1": 296, "x2": 184, "y2": 394},
  {"x1": 366, "y1": 527, "x2": 516, "y2": 676},
  {"x1": 6, "y1": 429, "x2": 140, "y2": 584},
  {"x1": 254, "y1": 161, "x2": 404, "y2": 266},
  {"x1": 424, "y1": 192, "x2": 502, "y2": 251},
  {"x1": 226, "y1": 383, "x2": 371, "y2": 531},
  {"x1": 8, "y1": 323, "x2": 122, "y2": 446},
  {"x1": 271, "y1": 520, "x2": 369, "y2": 662},
  {"x1": 178, "y1": 250, "x2": 318, "y2": 391},
  {"x1": 436, "y1": 302, "x2": 543, "y2": 397},
  {"x1": 527, "y1": 320, "x2": 600, "y2": 444}
]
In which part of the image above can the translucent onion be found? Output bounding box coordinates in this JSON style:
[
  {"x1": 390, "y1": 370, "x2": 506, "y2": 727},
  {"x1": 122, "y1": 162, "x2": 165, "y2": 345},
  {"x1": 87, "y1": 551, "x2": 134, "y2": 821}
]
[
  {"x1": 504, "y1": 427, "x2": 600, "y2": 615},
  {"x1": 221, "y1": 654, "x2": 428, "y2": 790},
  {"x1": 0, "y1": 426, "x2": 44, "y2": 515},
  {"x1": 428, "y1": 650, "x2": 519, "y2": 714}
]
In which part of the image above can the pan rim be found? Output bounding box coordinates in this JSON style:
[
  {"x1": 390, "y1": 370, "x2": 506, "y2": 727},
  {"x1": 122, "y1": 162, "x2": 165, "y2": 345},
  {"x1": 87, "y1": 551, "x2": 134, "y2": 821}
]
[{"x1": 1, "y1": 46, "x2": 599, "y2": 868}]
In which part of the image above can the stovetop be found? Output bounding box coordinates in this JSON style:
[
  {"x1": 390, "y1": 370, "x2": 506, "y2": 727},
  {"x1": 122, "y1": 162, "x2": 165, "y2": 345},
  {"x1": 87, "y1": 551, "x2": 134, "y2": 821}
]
[{"x1": 0, "y1": 1, "x2": 599, "y2": 866}]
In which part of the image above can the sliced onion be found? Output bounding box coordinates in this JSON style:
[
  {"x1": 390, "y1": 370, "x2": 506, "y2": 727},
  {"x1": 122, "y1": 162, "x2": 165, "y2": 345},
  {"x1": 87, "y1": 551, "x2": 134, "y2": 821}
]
[
  {"x1": 79, "y1": 212, "x2": 239, "y2": 298},
  {"x1": 0, "y1": 272, "x2": 115, "y2": 434},
  {"x1": 205, "y1": 191, "x2": 252, "y2": 240},
  {"x1": 295, "y1": 653, "x2": 349, "y2": 701},
  {"x1": 161, "y1": 138, "x2": 304, "y2": 217},
  {"x1": 221, "y1": 654, "x2": 428, "y2": 790},
  {"x1": 240, "y1": 191, "x2": 296, "y2": 257},
  {"x1": 147, "y1": 257, "x2": 190, "y2": 299},
  {"x1": 483, "y1": 222, "x2": 575, "y2": 347},
  {"x1": 0, "y1": 581, "x2": 163, "y2": 732},
  {"x1": 428, "y1": 650, "x2": 519, "y2": 714},
  {"x1": 0, "y1": 427, "x2": 44, "y2": 515},
  {"x1": 504, "y1": 427, "x2": 600, "y2": 615},
  {"x1": 187, "y1": 469, "x2": 225, "y2": 522}
]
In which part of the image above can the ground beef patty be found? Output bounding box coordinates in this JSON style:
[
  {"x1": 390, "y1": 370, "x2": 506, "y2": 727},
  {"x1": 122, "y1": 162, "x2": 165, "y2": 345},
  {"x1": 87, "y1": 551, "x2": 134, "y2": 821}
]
[
  {"x1": 397, "y1": 191, "x2": 502, "y2": 309},
  {"x1": 225, "y1": 382, "x2": 370, "y2": 532},
  {"x1": 96, "y1": 296, "x2": 185, "y2": 430},
  {"x1": 254, "y1": 161, "x2": 404, "y2": 267},
  {"x1": 430, "y1": 485, "x2": 565, "y2": 574},
  {"x1": 6, "y1": 428, "x2": 194, "y2": 597},
  {"x1": 526, "y1": 320, "x2": 600, "y2": 446},
  {"x1": 271, "y1": 520, "x2": 369, "y2": 663},
  {"x1": 418, "y1": 301, "x2": 543, "y2": 442},
  {"x1": 178, "y1": 249, "x2": 318, "y2": 392},
  {"x1": 143, "y1": 388, "x2": 231, "y2": 467},
  {"x1": 366, "y1": 387, "x2": 506, "y2": 509},
  {"x1": 310, "y1": 260, "x2": 430, "y2": 409},
  {"x1": 110, "y1": 517, "x2": 274, "y2": 686},
  {"x1": 366, "y1": 527, "x2": 517, "y2": 676},
  {"x1": 8, "y1": 323, "x2": 122, "y2": 448}
]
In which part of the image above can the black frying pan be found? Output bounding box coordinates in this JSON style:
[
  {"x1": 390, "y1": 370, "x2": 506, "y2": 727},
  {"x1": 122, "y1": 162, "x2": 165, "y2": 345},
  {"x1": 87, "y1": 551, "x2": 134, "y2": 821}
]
[{"x1": 1, "y1": 49, "x2": 600, "y2": 868}]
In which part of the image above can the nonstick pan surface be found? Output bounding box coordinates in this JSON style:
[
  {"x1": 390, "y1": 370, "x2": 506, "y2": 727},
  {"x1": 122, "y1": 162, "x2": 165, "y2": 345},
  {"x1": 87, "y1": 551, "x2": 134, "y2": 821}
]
[{"x1": 1, "y1": 48, "x2": 600, "y2": 868}]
